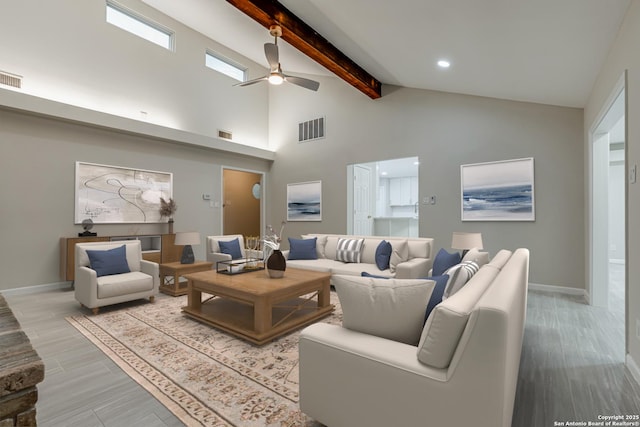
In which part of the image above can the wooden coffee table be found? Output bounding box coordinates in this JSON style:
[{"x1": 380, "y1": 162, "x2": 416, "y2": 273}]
[
  {"x1": 182, "y1": 268, "x2": 333, "y2": 345},
  {"x1": 159, "y1": 261, "x2": 213, "y2": 296}
]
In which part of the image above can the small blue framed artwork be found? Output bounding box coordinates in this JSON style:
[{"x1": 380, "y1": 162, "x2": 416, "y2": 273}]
[
  {"x1": 287, "y1": 181, "x2": 322, "y2": 221},
  {"x1": 461, "y1": 158, "x2": 535, "y2": 221}
]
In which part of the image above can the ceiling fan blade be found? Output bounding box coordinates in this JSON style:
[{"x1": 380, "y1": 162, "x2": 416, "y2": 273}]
[
  {"x1": 264, "y1": 43, "x2": 279, "y2": 70},
  {"x1": 234, "y1": 76, "x2": 268, "y2": 87},
  {"x1": 284, "y1": 74, "x2": 320, "y2": 91}
]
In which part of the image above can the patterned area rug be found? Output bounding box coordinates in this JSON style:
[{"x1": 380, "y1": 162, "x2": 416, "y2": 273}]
[{"x1": 66, "y1": 291, "x2": 342, "y2": 426}]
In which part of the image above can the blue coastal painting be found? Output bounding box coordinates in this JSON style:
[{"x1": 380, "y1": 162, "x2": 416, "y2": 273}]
[
  {"x1": 287, "y1": 181, "x2": 322, "y2": 221},
  {"x1": 461, "y1": 158, "x2": 535, "y2": 221}
]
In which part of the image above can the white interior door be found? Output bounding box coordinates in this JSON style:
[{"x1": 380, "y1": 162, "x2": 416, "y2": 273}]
[{"x1": 354, "y1": 165, "x2": 373, "y2": 235}]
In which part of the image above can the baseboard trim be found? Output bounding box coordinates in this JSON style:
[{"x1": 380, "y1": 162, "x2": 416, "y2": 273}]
[
  {"x1": 627, "y1": 354, "x2": 640, "y2": 387},
  {"x1": 528, "y1": 282, "x2": 587, "y2": 298},
  {"x1": 1, "y1": 281, "x2": 72, "y2": 296}
]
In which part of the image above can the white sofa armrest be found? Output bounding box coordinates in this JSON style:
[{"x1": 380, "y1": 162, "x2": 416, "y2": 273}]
[
  {"x1": 140, "y1": 260, "x2": 160, "y2": 290},
  {"x1": 394, "y1": 257, "x2": 431, "y2": 279},
  {"x1": 75, "y1": 266, "x2": 98, "y2": 307},
  {"x1": 207, "y1": 252, "x2": 232, "y2": 265},
  {"x1": 300, "y1": 323, "x2": 451, "y2": 427}
]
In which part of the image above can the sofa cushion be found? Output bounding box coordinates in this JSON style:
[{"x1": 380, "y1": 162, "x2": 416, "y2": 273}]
[
  {"x1": 462, "y1": 247, "x2": 490, "y2": 267},
  {"x1": 407, "y1": 239, "x2": 431, "y2": 259},
  {"x1": 389, "y1": 240, "x2": 409, "y2": 273},
  {"x1": 432, "y1": 248, "x2": 461, "y2": 276},
  {"x1": 375, "y1": 240, "x2": 392, "y2": 270},
  {"x1": 333, "y1": 275, "x2": 436, "y2": 345},
  {"x1": 487, "y1": 249, "x2": 513, "y2": 269},
  {"x1": 219, "y1": 238, "x2": 243, "y2": 260},
  {"x1": 86, "y1": 245, "x2": 130, "y2": 277},
  {"x1": 97, "y1": 271, "x2": 153, "y2": 299},
  {"x1": 288, "y1": 237, "x2": 318, "y2": 260},
  {"x1": 336, "y1": 238, "x2": 365, "y2": 263},
  {"x1": 416, "y1": 265, "x2": 500, "y2": 368},
  {"x1": 443, "y1": 260, "x2": 480, "y2": 300}
]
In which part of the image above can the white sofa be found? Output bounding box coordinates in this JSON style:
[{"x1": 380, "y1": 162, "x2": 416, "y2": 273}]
[
  {"x1": 75, "y1": 240, "x2": 159, "y2": 315},
  {"x1": 299, "y1": 248, "x2": 529, "y2": 427},
  {"x1": 283, "y1": 234, "x2": 434, "y2": 279}
]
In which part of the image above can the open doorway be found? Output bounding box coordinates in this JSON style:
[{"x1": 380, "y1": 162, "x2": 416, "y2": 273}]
[
  {"x1": 590, "y1": 85, "x2": 625, "y2": 310},
  {"x1": 222, "y1": 168, "x2": 263, "y2": 238},
  {"x1": 347, "y1": 157, "x2": 419, "y2": 237}
]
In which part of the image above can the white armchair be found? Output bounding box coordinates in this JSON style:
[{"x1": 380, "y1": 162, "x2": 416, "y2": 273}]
[
  {"x1": 206, "y1": 235, "x2": 263, "y2": 265},
  {"x1": 74, "y1": 240, "x2": 159, "y2": 315}
]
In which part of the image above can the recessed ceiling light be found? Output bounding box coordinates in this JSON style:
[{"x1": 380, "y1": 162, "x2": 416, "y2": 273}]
[{"x1": 437, "y1": 60, "x2": 451, "y2": 68}]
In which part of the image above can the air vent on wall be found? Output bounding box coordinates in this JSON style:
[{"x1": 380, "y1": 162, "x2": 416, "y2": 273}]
[
  {"x1": 218, "y1": 130, "x2": 233, "y2": 140},
  {"x1": 0, "y1": 71, "x2": 22, "y2": 89},
  {"x1": 298, "y1": 117, "x2": 325, "y2": 142}
]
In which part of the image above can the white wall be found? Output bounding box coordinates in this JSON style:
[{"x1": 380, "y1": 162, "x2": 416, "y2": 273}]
[
  {"x1": 0, "y1": 0, "x2": 269, "y2": 149},
  {"x1": 0, "y1": 0, "x2": 275, "y2": 290},
  {"x1": 0, "y1": 108, "x2": 271, "y2": 289},
  {"x1": 584, "y1": 0, "x2": 640, "y2": 370},
  {"x1": 268, "y1": 77, "x2": 584, "y2": 289}
]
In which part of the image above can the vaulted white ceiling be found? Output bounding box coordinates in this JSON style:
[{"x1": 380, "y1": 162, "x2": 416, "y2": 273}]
[{"x1": 142, "y1": 0, "x2": 630, "y2": 108}]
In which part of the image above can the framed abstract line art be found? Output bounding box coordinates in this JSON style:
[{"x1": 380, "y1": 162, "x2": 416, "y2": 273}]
[
  {"x1": 287, "y1": 181, "x2": 322, "y2": 221},
  {"x1": 461, "y1": 157, "x2": 535, "y2": 221},
  {"x1": 75, "y1": 162, "x2": 172, "y2": 224}
]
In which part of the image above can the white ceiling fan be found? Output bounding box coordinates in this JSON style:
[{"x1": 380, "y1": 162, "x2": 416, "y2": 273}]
[{"x1": 235, "y1": 25, "x2": 320, "y2": 92}]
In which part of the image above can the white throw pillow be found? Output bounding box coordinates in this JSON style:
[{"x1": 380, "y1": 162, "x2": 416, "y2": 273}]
[
  {"x1": 336, "y1": 238, "x2": 365, "y2": 263},
  {"x1": 462, "y1": 248, "x2": 490, "y2": 267},
  {"x1": 442, "y1": 260, "x2": 480, "y2": 300},
  {"x1": 333, "y1": 275, "x2": 436, "y2": 345},
  {"x1": 389, "y1": 240, "x2": 409, "y2": 273}
]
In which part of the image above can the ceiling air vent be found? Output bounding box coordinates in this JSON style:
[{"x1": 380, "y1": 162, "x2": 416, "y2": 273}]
[
  {"x1": 298, "y1": 117, "x2": 325, "y2": 143},
  {"x1": 0, "y1": 71, "x2": 22, "y2": 89},
  {"x1": 218, "y1": 130, "x2": 232, "y2": 140}
]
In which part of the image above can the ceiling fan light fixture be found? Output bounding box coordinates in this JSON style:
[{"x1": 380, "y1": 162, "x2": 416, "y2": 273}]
[{"x1": 268, "y1": 73, "x2": 284, "y2": 85}]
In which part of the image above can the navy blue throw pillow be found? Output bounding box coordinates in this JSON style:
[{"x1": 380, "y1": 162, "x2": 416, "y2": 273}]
[
  {"x1": 219, "y1": 238, "x2": 243, "y2": 260},
  {"x1": 288, "y1": 237, "x2": 318, "y2": 260},
  {"x1": 375, "y1": 240, "x2": 393, "y2": 270},
  {"x1": 432, "y1": 248, "x2": 461, "y2": 276},
  {"x1": 86, "y1": 245, "x2": 130, "y2": 277},
  {"x1": 423, "y1": 275, "x2": 450, "y2": 324},
  {"x1": 361, "y1": 271, "x2": 391, "y2": 279}
]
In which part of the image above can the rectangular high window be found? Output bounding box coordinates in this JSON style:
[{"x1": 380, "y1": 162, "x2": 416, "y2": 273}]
[
  {"x1": 206, "y1": 51, "x2": 246, "y2": 82},
  {"x1": 106, "y1": 1, "x2": 174, "y2": 50}
]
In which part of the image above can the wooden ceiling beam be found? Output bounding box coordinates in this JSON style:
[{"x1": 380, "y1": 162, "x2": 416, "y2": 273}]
[{"x1": 226, "y1": 0, "x2": 382, "y2": 99}]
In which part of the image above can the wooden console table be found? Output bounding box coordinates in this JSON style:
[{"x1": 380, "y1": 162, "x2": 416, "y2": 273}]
[{"x1": 159, "y1": 261, "x2": 213, "y2": 296}]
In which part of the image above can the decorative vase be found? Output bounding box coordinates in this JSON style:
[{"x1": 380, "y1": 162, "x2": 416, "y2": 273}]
[
  {"x1": 266, "y1": 249, "x2": 286, "y2": 278},
  {"x1": 168, "y1": 218, "x2": 174, "y2": 234}
]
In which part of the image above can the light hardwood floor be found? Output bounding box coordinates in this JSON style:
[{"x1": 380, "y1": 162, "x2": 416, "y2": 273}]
[{"x1": 3, "y1": 264, "x2": 640, "y2": 427}]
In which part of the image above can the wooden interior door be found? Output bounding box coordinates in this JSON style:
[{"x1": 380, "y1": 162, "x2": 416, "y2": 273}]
[{"x1": 222, "y1": 169, "x2": 261, "y2": 238}]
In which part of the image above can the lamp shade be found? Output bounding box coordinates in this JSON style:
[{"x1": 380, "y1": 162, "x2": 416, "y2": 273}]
[
  {"x1": 174, "y1": 231, "x2": 201, "y2": 246},
  {"x1": 451, "y1": 232, "x2": 483, "y2": 250}
]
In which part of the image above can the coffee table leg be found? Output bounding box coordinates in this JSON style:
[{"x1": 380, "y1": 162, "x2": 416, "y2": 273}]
[
  {"x1": 254, "y1": 297, "x2": 271, "y2": 334},
  {"x1": 318, "y1": 280, "x2": 330, "y2": 307},
  {"x1": 188, "y1": 280, "x2": 202, "y2": 311}
]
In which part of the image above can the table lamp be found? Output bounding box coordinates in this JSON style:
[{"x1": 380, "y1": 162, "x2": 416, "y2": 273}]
[
  {"x1": 451, "y1": 232, "x2": 483, "y2": 258},
  {"x1": 174, "y1": 231, "x2": 201, "y2": 264}
]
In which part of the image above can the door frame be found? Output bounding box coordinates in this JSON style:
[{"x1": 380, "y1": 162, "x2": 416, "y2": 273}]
[{"x1": 587, "y1": 71, "x2": 626, "y2": 348}]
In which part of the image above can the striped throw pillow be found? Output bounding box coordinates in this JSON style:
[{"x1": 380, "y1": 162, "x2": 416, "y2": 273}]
[
  {"x1": 442, "y1": 260, "x2": 480, "y2": 300},
  {"x1": 336, "y1": 238, "x2": 365, "y2": 263}
]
